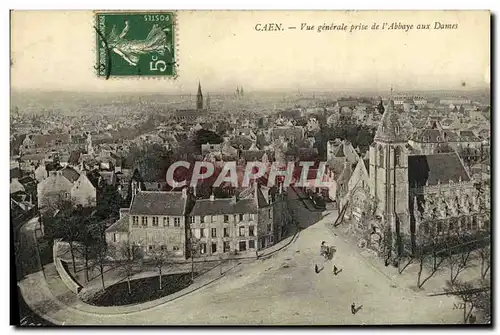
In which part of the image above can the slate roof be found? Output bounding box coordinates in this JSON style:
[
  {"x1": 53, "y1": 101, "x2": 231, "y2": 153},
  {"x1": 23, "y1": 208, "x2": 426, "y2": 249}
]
[
  {"x1": 10, "y1": 168, "x2": 20, "y2": 180},
  {"x1": 129, "y1": 191, "x2": 186, "y2": 216},
  {"x1": 411, "y1": 129, "x2": 445, "y2": 143},
  {"x1": 61, "y1": 167, "x2": 80, "y2": 183},
  {"x1": 106, "y1": 214, "x2": 130, "y2": 233},
  {"x1": 459, "y1": 131, "x2": 481, "y2": 142},
  {"x1": 408, "y1": 153, "x2": 471, "y2": 187},
  {"x1": 190, "y1": 198, "x2": 257, "y2": 216}
]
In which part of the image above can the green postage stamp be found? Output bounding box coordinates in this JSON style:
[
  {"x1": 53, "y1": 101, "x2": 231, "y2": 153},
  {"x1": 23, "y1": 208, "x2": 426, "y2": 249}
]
[{"x1": 95, "y1": 12, "x2": 176, "y2": 78}]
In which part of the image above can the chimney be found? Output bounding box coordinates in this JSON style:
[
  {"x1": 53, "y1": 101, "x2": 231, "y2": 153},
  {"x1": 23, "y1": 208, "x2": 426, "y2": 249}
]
[{"x1": 181, "y1": 187, "x2": 188, "y2": 199}]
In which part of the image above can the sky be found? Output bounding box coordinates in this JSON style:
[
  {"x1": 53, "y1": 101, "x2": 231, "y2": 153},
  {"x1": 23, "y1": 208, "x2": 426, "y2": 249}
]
[{"x1": 10, "y1": 10, "x2": 491, "y2": 94}]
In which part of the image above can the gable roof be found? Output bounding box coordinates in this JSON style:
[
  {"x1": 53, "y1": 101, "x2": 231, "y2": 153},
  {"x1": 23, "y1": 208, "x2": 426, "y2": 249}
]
[
  {"x1": 189, "y1": 198, "x2": 257, "y2": 216},
  {"x1": 61, "y1": 167, "x2": 80, "y2": 183},
  {"x1": 408, "y1": 153, "x2": 471, "y2": 187},
  {"x1": 106, "y1": 214, "x2": 130, "y2": 233},
  {"x1": 129, "y1": 191, "x2": 186, "y2": 216}
]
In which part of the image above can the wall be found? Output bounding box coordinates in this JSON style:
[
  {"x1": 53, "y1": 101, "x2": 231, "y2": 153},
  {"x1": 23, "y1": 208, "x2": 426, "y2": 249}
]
[
  {"x1": 190, "y1": 212, "x2": 259, "y2": 257},
  {"x1": 52, "y1": 239, "x2": 82, "y2": 294},
  {"x1": 129, "y1": 215, "x2": 186, "y2": 257}
]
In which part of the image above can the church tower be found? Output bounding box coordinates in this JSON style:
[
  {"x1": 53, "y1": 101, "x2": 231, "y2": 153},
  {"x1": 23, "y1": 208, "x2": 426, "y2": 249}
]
[
  {"x1": 369, "y1": 98, "x2": 409, "y2": 258},
  {"x1": 196, "y1": 81, "x2": 203, "y2": 110}
]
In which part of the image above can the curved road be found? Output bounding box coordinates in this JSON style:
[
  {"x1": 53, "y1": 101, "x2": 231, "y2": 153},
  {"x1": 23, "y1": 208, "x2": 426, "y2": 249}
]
[{"x1": 18, "y1": 191, "x2": 464, "y2": 325}]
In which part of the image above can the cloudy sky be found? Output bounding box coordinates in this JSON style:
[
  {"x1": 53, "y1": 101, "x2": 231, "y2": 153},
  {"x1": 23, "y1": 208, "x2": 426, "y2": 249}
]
[{"x1": 11, "y1": 10, "x2": 490, "y2": 93}]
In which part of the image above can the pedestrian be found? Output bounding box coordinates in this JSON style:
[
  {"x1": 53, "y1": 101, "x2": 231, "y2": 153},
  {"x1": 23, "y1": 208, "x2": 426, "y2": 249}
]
[
  {"x1": 351, "y1": 302, "x2": 356, "y2": 314},
  {"x1": 315, "y1": 264, "x2": 320, "y2": 274},
  {"x1": 333, "y1": 265, "x2": 338, "y2": 275}
]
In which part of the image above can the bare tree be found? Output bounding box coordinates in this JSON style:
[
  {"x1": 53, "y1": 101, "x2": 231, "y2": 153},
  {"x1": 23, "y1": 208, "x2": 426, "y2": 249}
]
[
  {"x1": 415, "y1": 232, "x2": 445, "y2": 289},
  {"x1": 444, "y1": 280, "x2": 490, "y2": 324},
  {"x1": 476, "y1": 244, "x2": 490, "y2": 280},
  {"x1": 151, "y1": 247, "x2": 174, "y2": 290},
  {"x1": 397, "y1": 234, "x2": 414, "y2": 274},
  {"x1": 92, "y1": 238, "x2": 109, "y2": 291},
  {"x1": 116, "y1": 241, "x2": 144, "y2": 294}
]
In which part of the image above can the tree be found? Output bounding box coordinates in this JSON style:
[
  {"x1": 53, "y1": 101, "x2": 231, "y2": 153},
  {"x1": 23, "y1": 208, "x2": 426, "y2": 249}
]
[
  {"x1": 92, "y1": 237, "x2": 109, "y2": 291},
  {"x1": 476, "y1": 244, "x2": 491, "y2": 280},
  {"x1": 414, "y1": 231, "x2": 446, "y2": 289},
  {"x1": 46, "y1": 201, "x2": 85, "y2": 275},
  {"x1": 78, "y1": 214, "x2": 104, "y2": 282},
  {"x1": 445, "y1": 229, "x2": 475, "y2": 284},
  {"x1": 115, "y1": 241, "x2": 144, "y2": 294},
  {"x1": 396, "y1": 234, "x2": 414, "y2": 274},
  {"x1": 444, "y1": 280, "x2": 490, "y2": 324},
  {"x1": 151, "y1": 247, "x2": 174, "y2": 290}
]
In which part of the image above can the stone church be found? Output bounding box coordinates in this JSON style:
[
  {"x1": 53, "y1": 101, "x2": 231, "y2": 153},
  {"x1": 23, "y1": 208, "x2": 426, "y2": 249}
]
[{"x1": 337, "y1": 98, "x2": 489, "y2": 258}]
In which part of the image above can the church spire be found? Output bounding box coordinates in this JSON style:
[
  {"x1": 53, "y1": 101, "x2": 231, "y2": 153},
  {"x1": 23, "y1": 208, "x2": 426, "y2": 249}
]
[
  {"x1": 197, "y1": 81, "x2": 203, "y2": 110},
  {"x1": 374, "y1": 96, "x2": 405, "y2": 143}
]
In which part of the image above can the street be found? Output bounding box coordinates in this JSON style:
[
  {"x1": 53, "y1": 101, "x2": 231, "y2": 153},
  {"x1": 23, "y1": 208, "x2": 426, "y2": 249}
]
[{"x1": 17, "y1": 188, "x2": 465, "y2": 325}]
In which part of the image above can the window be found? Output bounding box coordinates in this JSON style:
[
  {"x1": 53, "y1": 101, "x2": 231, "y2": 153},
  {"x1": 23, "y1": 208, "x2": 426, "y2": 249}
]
[
  {"x1": 148, "y1": 245, "x2": 153, "y2": 251},
  {"x1": 211, "y1": 242, "x2": 217, "y2": 253},
  {"x1": 267, "y1": 224, "x2": 271, "y2": 232},
  {"x1": 233, "y1": 215, "x2": 237, "y2": 222},
  {"x1": 211, "y1": 215, "x2": 216, "y2": 223},
  {"x1": 189, "y1": 216, "x2": 195, "y2": 224},
  {"x1": 239, "y1": 241, "x2": 247, "y2": 251},
  {"x1": 239, "y1": 226, "x2": 245, "y2": 237},
  {"x1": 249, "y1": 226, "x2": 255, "y2": 237},
  {"x1": 394, "y1": 146, "x2": 401, "y2": 167},
  {"x1": 378, "y1": 145, "x2": 384, "y2": 168},
  {"x1": 239, "y1": 214, "x2": 244, "y2": 222},
  {"x1": 223, "y1": 241, "x2": 230, "y2": 253},
  {"x1": 211, "y1": 228, "x2": 217, "y2": 238},
  {"x1": 163, "y1": 217, "x2": 169, "y2": 227},
  {"x1": 224, "y1": 215, "x2": 229, "y2": 223},
  {"x1": 132, "y1": 216, "x2": 139, "y2": 227},
  {"x1": 200, "y1": 228, "x2": 205, "y2": 238},
  {"x1": 249, "y1": 214, "x2": 255, "y2": 221},
  {"x1": 270, "y1": 236, "x2": 274, "y2": 244},
  {"x1": 268, "y1": 209, "x2": 272, "y2": 218},
  {"x1": 141, "y1": 216, "x2": 148, "y2": 227},
  {"x1": 174, "y1": 218, "x2": 180, "y2": 227},
  {"x1": 113, "y1": 233, "x2": 116, "y2": 242},
  {"x1": 160, "y1": 245, "x2": 166, "y2": 250},
  {"x1": 249, "y1": 240, "x2": 255, "y2": 249},
  {"x1": 152, "y1": 217, "x2": 159, "y2": 227},
  {"x1": 224, "y1": 227, "x2": 229, "y2": 237},
  {"x1": 200, "y1": 243, "x2": 207, "y2": 254},
  {"x1": 472, "y1": 216, "x2": 478, "y2": 231},
  {"x1": 200, "y1": 216, "x2": 205, "y2": 224},
  {"x1": 173, "y1": 246, "x2": 179, "y2": 251},
  {"x1": 437, "y1": 221, "x2": 443, "y2": 234}
]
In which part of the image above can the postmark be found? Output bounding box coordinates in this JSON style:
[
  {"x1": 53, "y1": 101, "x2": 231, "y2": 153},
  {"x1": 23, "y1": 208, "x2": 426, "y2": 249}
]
[{"x1": 95, "y1": 11, "x2": 176, "y2": 78}]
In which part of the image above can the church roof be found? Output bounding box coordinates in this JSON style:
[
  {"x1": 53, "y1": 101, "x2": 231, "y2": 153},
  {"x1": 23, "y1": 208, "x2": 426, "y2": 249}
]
[
  {"x1": 374, "y1": 99, "x2": 406, "y2": 143},
  {"x1": 408, "y1": 152, "x2": 471, "y2": 187}
]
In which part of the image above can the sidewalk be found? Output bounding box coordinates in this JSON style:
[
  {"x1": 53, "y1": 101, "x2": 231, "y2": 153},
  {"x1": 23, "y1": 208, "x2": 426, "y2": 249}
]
[{"x1": 19, "y1": 219, "x2": 302, "y2": 323}]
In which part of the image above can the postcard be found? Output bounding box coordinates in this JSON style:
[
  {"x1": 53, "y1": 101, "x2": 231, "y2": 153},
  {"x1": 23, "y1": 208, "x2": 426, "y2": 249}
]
[{"x1": 11, "y1": 10, "x2": 491, "y2": 326}]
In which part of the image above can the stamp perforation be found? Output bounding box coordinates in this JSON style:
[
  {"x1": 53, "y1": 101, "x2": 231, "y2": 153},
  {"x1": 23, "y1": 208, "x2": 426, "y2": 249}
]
[{"x1": 93, "y1": 10, "x2": 178, "y2": 80}]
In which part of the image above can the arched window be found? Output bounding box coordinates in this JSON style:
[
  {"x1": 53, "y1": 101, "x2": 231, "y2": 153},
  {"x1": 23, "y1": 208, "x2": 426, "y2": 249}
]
[
  {"x1": 394, "y1": 146, "x2": 401, "y2": 167},
  {"x1": 378, "y1": 145, "x2": 384, "y2": 168}
]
